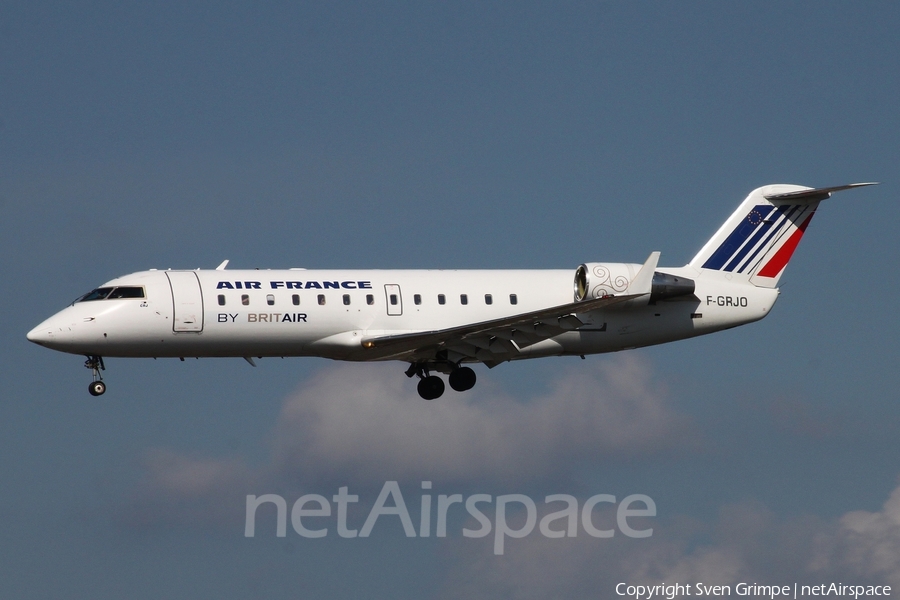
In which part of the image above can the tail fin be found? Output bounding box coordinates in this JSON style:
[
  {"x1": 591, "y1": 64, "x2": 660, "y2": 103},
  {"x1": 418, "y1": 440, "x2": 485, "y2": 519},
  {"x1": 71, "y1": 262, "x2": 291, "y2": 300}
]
[{"x1": 689, "y1": 183, "x2": 876, "y2": 288}]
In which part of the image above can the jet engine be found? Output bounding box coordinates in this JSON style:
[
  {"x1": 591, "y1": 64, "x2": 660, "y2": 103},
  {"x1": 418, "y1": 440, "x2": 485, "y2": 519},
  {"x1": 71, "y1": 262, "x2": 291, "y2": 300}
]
[
  {"x1": 574, "y1": 262, "x2": 636, "y2": 301},
  {"x1": 574, "y1": 263, "x2": 694, "y2": 302}
]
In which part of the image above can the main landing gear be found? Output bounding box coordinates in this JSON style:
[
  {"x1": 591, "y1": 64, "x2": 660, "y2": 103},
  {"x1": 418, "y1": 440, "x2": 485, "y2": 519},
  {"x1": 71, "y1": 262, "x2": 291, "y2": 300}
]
[
  {"x1": 85, "y1": 355, "x2": 106, "y2": 396},
  {"x1": 406, "y1": 363, "x2": 477, "y2": 400},
  {"x1": 448, "y1": 366, "x2": 476, "y2": 392},
  {"x1": 417, "y1": 375, "x2": 444, "y2": 401}
]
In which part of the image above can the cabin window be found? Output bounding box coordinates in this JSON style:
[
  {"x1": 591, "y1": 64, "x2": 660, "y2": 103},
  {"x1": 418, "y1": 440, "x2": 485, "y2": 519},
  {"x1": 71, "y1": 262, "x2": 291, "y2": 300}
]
[
  {"x1": 485, "y1": 294, "x2": 493, "y2": 305},
  {"x1": 218, "y1": 295, "x2": 226, "y2": 306},
  {"x1": 510, "y1": 294, "x2": 518, "y2": 305},
  {"x1": 343, "y1": 294, "x2": 351, "y2": 306},
  {"x1": 414, "y1": 294, "x2": 422, "y2": 305},
  {"x1": 241, "y1": 294, "x2": 250, "y2": 306},
  {"x1": 318, "y1": 294, "x2": 326, "y2": 305},
  {"x1": 389, "y1": 294, "x2": 398, "y2": 306},
  {"x1": 366, "y1": 294, "x2": 374, "y2": 305},
  {"x1": 460, "y1": 294, "x2": 468, "y2": 305},
  {"x1": 266, "y1": 294, "x2": 275, "y2": 306},
  {"x1": 438, "y1": 294, "x2": 446, "y2": 305},
  {"x1": 292, "y1": 294, "x2": 300, "y2": 305}
]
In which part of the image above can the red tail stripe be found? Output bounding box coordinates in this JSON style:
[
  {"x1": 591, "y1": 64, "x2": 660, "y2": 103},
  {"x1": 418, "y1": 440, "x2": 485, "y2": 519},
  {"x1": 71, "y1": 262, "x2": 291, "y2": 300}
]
[{"x1": 756, "y1": 212, "x2": 815, "y2": 278}]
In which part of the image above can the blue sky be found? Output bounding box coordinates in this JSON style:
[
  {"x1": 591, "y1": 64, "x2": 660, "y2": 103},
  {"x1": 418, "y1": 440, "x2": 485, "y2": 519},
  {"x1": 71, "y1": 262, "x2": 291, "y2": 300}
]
[{"x1": 4, "y1": 2, "x2": 900, "y2": 598}]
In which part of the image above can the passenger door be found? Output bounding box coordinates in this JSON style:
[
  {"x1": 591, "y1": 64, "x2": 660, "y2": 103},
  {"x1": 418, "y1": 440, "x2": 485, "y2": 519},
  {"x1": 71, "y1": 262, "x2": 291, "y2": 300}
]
[{"x1": 166, "y1": 271, "x2": 204, "y2": 332}]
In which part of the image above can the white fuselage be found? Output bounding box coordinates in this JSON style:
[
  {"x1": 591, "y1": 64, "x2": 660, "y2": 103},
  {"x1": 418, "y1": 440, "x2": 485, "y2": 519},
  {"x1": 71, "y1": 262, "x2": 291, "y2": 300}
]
[
  {"x1": 27, "y1": 266, "x2": 779, "y2": 363},
  {"x1": 27, "y1": 182, "x2": 869, "y2": 398}
]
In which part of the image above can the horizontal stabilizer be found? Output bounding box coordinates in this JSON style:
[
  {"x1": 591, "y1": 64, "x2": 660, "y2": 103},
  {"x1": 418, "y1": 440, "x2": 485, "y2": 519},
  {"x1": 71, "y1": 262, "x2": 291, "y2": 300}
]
[{"x1": 764, "y1": 182, "x2": 878, "y2": 202}]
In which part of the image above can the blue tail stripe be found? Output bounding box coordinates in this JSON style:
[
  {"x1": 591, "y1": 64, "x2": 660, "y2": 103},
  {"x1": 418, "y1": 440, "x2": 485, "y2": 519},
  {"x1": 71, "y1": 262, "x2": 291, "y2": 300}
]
[
  {"x1": 702, "y1": 205, "x2": 775, "y2": 270},
  {"x1": 724, "y1": 218, "x2": 777, "y2": 272},
  {"x1": 725, "y1": 204, "x2": 794, "y2": 272},
  {"x1": 735, "y1": 205, "x2": 800, "y2": 274}
]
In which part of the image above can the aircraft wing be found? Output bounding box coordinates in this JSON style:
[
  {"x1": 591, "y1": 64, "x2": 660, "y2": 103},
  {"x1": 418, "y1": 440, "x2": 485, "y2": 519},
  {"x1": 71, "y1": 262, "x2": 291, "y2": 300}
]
[
  {"x1": 359, "y1": 252, "x2": 660, "y2": 365},
  {"x1": 359, "y1": 292, "x2": 645, "y2": 365}
]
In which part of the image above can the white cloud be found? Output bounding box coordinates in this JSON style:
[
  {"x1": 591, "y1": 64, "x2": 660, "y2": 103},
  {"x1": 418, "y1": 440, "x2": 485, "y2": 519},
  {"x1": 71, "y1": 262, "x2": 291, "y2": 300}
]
[
  {"x1": 119, "y1": 355, "x2": 692, "y2": 526},
  {"x1": 270, "y1": 355, "x2": 693, "y2": 486},
  {"x1": 433, "y1": 486, "x2": 900, "y2": 598},
  {"x1": 433, "y1": 524, "x2": 749, "y2": 600},
  {"x1": 809, "y1": 482, "x2": 900, "y2": 585},
  {"x1": 432, "y1": 502, "x2": 754, "y2": 599},
  {"x1": 114, "y1": 358, "x2": 900, "y2": 596},
  {"x1": 118, "y1": 448, "x2": 256, "y2": 529}
]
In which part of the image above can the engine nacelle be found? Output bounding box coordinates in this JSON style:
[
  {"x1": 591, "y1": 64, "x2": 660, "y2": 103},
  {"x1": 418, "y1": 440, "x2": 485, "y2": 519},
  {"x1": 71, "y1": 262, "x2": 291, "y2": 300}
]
[
  {"x1": 574, "y1": 262, "x2": 640, "y2": 301},
  {"x1": 574, "y1": 263, "x2": 695, "y2": 302}
]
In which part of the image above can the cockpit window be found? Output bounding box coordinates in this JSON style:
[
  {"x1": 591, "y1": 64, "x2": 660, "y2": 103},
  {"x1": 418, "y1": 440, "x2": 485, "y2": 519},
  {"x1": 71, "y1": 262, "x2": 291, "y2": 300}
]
[
  {"x1": 107, "y1": 287, "x2": 145, "y2": 299},
  {"x1": 76, "y1": 287, "x2": 114, "y2": 302},
  {"x1": 76, "y1": 286, "x2": 145, "y2": 302}
]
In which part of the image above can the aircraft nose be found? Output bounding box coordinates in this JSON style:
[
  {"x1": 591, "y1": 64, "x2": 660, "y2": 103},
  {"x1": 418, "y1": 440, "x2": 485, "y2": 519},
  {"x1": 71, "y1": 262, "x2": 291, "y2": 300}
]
[
  {"x1": 27, "y1": 314, "x2": 75, "y2": 349},
  {"x1": 27, "y1": 322, "x2": 54, "y2": 346}
]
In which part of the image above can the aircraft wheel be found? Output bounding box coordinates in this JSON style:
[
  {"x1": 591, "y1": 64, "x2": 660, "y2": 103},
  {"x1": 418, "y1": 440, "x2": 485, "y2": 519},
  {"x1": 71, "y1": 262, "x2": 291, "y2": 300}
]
[
  {"x1": 417, "y1": 376, "x2": 445, "y2": 400},
  {"x1": 448, "y1": 367, "x2": 476, "y2": 392},
  {"x1": 88, "y1": 381, "x2": 107, "y2": 396}
]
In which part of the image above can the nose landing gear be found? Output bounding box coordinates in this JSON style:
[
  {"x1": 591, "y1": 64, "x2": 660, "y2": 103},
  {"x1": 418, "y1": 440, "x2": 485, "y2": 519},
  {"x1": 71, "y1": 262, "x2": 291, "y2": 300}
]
[{"x1": 85, "y1": 355, "x2": 106, "y2": 396}]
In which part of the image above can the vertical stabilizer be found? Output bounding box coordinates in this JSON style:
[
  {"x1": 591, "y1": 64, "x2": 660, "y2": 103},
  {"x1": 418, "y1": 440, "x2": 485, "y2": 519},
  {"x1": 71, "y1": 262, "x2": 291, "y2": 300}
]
[{"x1": 688, "y1": 183, "x2": 875, "y2": 288}]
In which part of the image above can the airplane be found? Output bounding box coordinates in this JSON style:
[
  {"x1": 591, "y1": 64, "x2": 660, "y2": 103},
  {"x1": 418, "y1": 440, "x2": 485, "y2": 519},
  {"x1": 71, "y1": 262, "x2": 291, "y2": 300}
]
[{"x1": 27, "y1": 183, "x2": 874, "y2": 400}]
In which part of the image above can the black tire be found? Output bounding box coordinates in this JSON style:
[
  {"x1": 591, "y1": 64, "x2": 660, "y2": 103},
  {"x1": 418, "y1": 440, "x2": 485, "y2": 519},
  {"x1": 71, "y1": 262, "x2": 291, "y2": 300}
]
[
  {"x1": 88, "y1": 381, "x2": 106, "y2": 396},
  {"x1": 448, "y1": 366, "x2": 476, "y2": 392},
  {"x1": 417, "y1": 375, "x2": 445, "y2": 400}
]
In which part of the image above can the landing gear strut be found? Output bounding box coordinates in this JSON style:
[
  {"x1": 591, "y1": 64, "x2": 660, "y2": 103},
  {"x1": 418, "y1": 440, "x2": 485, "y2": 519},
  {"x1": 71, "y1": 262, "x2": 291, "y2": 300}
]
[
  {"x1": 85, "y1": 355, "x2": 106, "y2": 396},
  {"x1": 406, "y1": 363, "x2": 445, "y2": 400}
]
